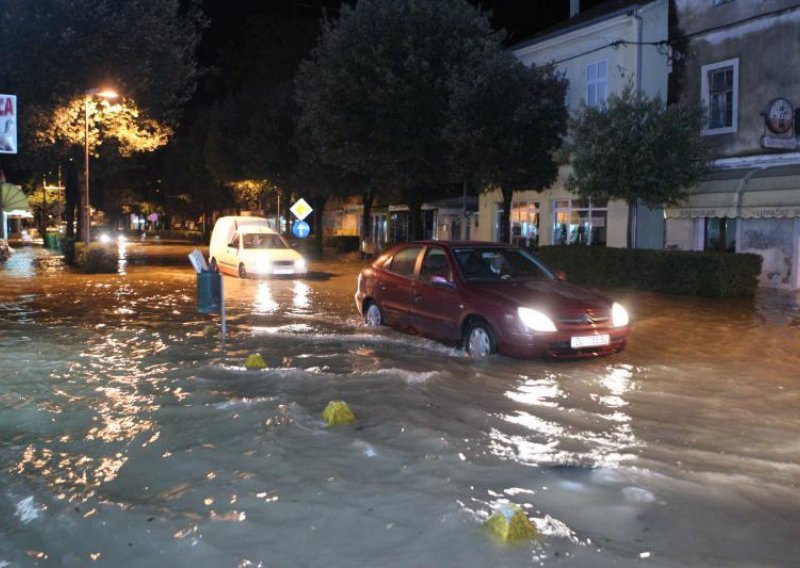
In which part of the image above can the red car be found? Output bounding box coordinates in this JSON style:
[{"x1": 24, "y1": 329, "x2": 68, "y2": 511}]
[{"x1": 354, "y1": 241, "x2": 630, "y2": 359}]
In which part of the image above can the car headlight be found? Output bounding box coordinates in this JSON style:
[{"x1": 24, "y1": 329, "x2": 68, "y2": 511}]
[
  {"x1": 612, "y1": 302, "x2": 629, "y2": 327},
  {"x1": 518, "y1": 307, "x2": 557, "y2": 332},
  {"x1": 294, "y1": 258, "x2": 306, "y2": 270},
  {"x1": 98, "y1": 233, "x2": 112, "y2": 244},
  {"x1": 258, "y1": 259, "x2": 273, "y2": 271}
]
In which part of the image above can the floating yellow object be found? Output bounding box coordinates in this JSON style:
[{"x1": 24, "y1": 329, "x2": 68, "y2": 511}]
[
  {"x1": 244, "y1": 354, "x2": 267, "y2": 370},
  {"x1": 202, "y1": 325, "x2": 218, "y2": 338},
  {"x1": 485, "y1": 503, "x2": 538, "y2": 542},
  {"x1": 322, "y1": 400, "x2": 357, "y2": 426}
]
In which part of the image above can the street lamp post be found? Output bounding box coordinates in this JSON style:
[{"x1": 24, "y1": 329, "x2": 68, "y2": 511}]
[{"x1": 81, "y1": 88, "x2": 118, "y2": 245}]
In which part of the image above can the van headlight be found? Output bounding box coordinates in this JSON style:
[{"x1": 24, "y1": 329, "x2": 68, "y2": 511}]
[
  {"x1": 518, "y1": 307, "x2": 557, "y2": 332},
  {"x1": 258, "y1": 259, "x2": 273, "y2": 272},
  {"x1": 294, "y1": 258, "x2": 306, "y2": 270},
  {"x1": 612, "y1": 302, "x2": 629, "y2": 327}
]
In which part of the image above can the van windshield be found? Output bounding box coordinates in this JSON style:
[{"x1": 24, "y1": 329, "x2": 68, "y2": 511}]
[{"x1": 242, "y1": 234, "x2": 288, "y2": 249}]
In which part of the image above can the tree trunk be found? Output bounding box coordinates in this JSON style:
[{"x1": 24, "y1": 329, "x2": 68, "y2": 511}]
[
  {"x1": 361, "y1": 187, "x2": 376, "y2": 238},
  {"x1": 404, "y1": 188, "x2": 425, "y2": 241},
  {"x1": 281, "y1": 188, "x2": 292, "y2": 236},
  {"x1": 499, "y1": 186, "x2": 513, "y2": 244},
  {"x1": 310, "y1": 194, "x2": 327, "y2": 258}
]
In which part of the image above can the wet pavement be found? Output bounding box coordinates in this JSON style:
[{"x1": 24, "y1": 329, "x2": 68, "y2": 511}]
[{"x1": 1, "y1": 243, "x2": 799, "y2": 567}]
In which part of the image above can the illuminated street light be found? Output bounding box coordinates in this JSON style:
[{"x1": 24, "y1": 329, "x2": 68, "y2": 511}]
[{"x1": 82, "y1": 88, "x2": 119, "y2": 245}]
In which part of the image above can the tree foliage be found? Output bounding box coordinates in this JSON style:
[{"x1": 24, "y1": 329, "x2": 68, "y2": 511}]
[
  {"x1": 446, "y1": 51, "x2": 568, "y2": 242},
  {"x1": 567, "y1": 85, "x2": 710, "y2": 208},
  {"x1": 38, "y1": 98, "x2": 172, "y2": 158},
  {"x1": 0, "y1": 0, "x2": 204, "y2": 236},
  {"x1": 295, "y1": 0, "x2": 502, "y2": 238},
  {"x1": 0, "y1": 0, "x2": 205, "y2": 128}
]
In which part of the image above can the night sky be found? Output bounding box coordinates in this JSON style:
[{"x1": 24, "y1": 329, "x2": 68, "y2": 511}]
[{"x1": 201, "y1": 0, "x2": 612, "y2": 58}]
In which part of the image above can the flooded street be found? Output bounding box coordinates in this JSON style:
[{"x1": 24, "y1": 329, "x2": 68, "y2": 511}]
[{"x1": 1, "y1": 244, "x2": 799, "y2": 567}]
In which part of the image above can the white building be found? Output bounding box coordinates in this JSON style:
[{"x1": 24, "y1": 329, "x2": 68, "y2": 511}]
[{"x1": 475, "y1": 0, "x2": 670, "y2": 249}]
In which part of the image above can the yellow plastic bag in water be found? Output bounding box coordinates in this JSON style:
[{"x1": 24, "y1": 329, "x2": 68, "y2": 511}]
[
  {"x1": 485, "y1": 503, "x2": 538, "y2": 542},
  {"x1": 244, "y1": 354, "x2": 267, "y2": 370},
  {"x1": 322, "y1": 400, "x2": 357, "y2": 426}
]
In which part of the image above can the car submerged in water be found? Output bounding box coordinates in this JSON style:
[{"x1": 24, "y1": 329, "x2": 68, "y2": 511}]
[{"x1": 354, "y1": 241, "x2": 630, "y2": 359}]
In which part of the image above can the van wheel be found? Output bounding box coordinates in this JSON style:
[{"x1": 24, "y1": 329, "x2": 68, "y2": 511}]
[
  {"x1": 464, "y1": 320, "x2": 496, "y2": 359},
  {"x1": 238, "y1": 263, "x2": 247, "y2": 279},
  {"x1": 209, "y1": 258, "x2": 218, "y2": 273}
]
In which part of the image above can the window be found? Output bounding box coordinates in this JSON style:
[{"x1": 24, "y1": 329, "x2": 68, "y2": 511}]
[
  {"x1": 704, "y1": 217, "x2": 736, "y2": 252},
  {"x1": 586, "y1": 61, "x2": 608, "y2": 108},
  {"x1": 552, "y1": 199, "x2": 607, "y2": 246},
  {"x1": 387, "y1": 246, "x2": 422, "y2": 277},
  {"x1": 701, "y1": 59, "x2": 738, "y2": 134},
  {"x1": 420, "y1": 248, "x2": 451, "y2": 282},
  {"x1": 510, "y1": 201, "x2": 540, "y2": 247}
]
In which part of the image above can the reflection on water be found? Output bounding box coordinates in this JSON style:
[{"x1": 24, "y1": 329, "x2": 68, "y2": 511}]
[
  {"x1": 494, "y1": 365, "x2": 639, "y2": 469},
  {"x1": 1, "y1": 246, "x2": 800, "y2": 566},
  {"x1": 253, "y1": 281, "x2": 278, "y2": 314}
]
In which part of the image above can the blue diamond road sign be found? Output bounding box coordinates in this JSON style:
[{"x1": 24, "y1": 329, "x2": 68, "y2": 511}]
[{"x1": 292, "y1": 220, "x2": 310, "y2": 239}]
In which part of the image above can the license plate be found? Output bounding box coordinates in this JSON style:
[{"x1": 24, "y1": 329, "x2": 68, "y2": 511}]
[
  {"x1": 274, "y1": 269, "x2": 293, "y2": 275},
  {"x1": 571, "y1": 334, "x2": 610, "y2": 349}
]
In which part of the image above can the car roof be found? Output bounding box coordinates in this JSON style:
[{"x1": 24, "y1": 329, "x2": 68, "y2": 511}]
[
  {"x1": 399, "y1": 240, "x2": 517, "y2": 249},
  {"x1": 240, "y1": 225, "x2": 277, "y2": 234}
]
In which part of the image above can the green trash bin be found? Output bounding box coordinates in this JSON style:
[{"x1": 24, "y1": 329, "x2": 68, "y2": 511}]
[{"x1": 197, "y1": 270, "x2": 221, "y2": 314}]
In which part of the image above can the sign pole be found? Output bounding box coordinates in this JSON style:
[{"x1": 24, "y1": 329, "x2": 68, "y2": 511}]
[{"x1": 220, "y1": 274, "x2": 227, "y2": 340}]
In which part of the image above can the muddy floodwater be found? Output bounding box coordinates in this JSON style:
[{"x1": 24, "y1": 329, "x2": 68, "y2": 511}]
[{"x1": 1, "y1": 244, "x2": 799, "y2": 567}]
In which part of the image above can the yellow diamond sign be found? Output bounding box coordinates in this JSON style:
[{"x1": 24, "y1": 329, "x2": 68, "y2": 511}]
[{"x1": 290, "y1": 198, "x2": 313, "y2": 221}]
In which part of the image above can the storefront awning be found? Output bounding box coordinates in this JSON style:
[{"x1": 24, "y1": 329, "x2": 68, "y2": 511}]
[
  {"x1": 0, "y1": 182, "x2": 28, "y2": 212},
  {"x1": 666, "y1": 163, "x2": 800, "y2": 219}
]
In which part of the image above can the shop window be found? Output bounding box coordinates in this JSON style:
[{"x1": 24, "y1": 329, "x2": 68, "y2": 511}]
[
  {"x1": 701, "y1": 59, "x2": 738, "y2": 134},
  {"x1": 552, "y1": 199, "x2": 607, "y2": 246},
  {"x1": 704, "y1": 217, "x2": 736, "y2": 252},
  {"x1": 510, "y1": 201, "x2": 540, "y2": 247}
]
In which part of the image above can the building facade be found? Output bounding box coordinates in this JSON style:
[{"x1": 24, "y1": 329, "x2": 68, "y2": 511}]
[
  {"x1": 476, "y1": 0, "x2": 670, "y2": 249},
  {"x1": 666, "y1": 0, "x2": 800, "y2": 288}
]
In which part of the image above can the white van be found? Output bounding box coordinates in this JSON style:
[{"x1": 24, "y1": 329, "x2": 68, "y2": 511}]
[{"x1": 208, "y1": 216, "x2": 307, "y2": 278}]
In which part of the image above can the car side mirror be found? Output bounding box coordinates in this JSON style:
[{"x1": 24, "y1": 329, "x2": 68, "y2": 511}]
[
  {"x1": 555, "y1": 271, "x2": 566, "y2": 281},
  {"x1": 430, "y1": 275, "x2": 455, "y2": 288}
]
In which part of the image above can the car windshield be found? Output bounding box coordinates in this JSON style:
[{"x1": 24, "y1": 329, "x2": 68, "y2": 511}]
[
  {"x1": 242, "y1": 234, "x2": 287, "y2": 249},
  {"x1": 453, "y1": 247, "x2": 554, "y2": 281}
]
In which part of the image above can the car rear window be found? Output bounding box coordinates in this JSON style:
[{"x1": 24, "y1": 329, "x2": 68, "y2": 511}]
[{"x1": 387, "y1": 246, "x2": 422, "y2": 277}]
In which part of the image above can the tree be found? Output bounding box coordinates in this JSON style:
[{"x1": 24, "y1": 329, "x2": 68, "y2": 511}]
[
  {"x1": 295, "y1": 0, "x2": 502, "y2": 240},
  {"x1": 567, "y1": 85, "x2": 710, "y2": 247},
  {"x1": 0, "y1": 0, "x2": 205, "y2": 237},
  {"x1": 446, "y1": 50, "x2": 568, "y2": 243}
]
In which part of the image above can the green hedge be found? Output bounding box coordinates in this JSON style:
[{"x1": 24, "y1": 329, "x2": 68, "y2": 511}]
[
  {"x1": 75, "y1": 242, "x2": 119, "y2": 274},
  {"x1": 533, "y1": 245, "x2": 762, "y2": 298}
]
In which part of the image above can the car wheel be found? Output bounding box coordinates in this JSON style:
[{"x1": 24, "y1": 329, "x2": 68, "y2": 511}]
[
  {"x1": 364, "y1": 302, "x2": 383, "y2": 327},
  {"x1": 464, "y1": 320, "x2": 495, "y2": 359},
  {"x1": 209, "y1": 258, "x2": 219, "y2": 273},
  {"x1": 238, "y1": 263, "x2": 247, "y2": 279}
]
